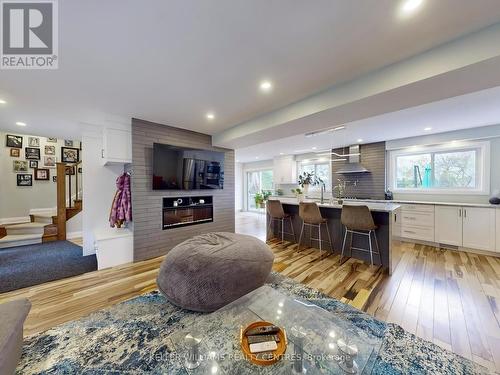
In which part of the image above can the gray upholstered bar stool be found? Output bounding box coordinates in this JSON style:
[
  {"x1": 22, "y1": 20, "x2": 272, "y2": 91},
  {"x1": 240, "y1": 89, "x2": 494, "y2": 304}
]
[
  {"x1": 267, "y1": 200, "x2": 296, "y2": 243},
  {"x1": 340, "y1": 205, "x2": 381, "y2": 266},
  {"x1": 298, "y1": 202, "x2": 333, "y2": 258}
]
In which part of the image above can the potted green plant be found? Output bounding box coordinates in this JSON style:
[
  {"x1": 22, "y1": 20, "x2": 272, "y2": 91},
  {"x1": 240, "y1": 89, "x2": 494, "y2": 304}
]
[
  {"x1": 254, "y1": 190, "x2": 272, "y2": 208},
  {"x1": 262, "y1": 190, "x2": 272, "y2": 202},
  {"x1": 333, "y1": 180, "x2": 345, "y2": 204},
  {"x1": 291, "y1": 188, "x2": 304, "y2": 202},
  {"x1": 254, "y1": 192, "x2": 265, "y2": 208},
  {"x1": 297, "y1": 172, "x2": 322, "y2": 195}
]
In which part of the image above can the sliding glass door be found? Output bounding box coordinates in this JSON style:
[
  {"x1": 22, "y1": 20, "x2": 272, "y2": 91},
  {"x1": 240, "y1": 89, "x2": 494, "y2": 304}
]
[{"x1": 247, "y1": 170, "x2": 273, "y2": 211}]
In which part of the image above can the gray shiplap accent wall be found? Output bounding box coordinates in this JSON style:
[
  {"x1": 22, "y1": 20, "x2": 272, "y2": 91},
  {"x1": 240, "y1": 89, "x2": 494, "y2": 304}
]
[
  {"x1": 332, "y1": 142, "x2": 386, "y2": 199},
  {"x1": 131, "y1": 118, "x2": 235, "y2": 261}
]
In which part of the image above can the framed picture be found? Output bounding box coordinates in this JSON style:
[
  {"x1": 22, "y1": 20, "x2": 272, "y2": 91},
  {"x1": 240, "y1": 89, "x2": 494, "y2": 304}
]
[
  {"x1": 44, "y1": 156, "x2": 57, "y2": 167},
  {"x1": 13, "y1": 160, "x2": 28, "y2": 172},
  {"x1": 17, "y1": 174, "x2": 32, "y2": 187},
  {"x1": 29, "y1": 160, "x2": 38, "y2": 168},
  {"x1": 25, "y1": 147, "x2": 41, "y2": 160},
  {"x1": 10, "y1": 148, "x2": 20, "y2": 157},
  {"x1": 6, "y1": 134, "x2": 23, "y2": 148},
  {"x1": 28, "y1": 137, "x2": 40, "y2": 147},
  {"x1": 65, "y1": 166, "x2": 75, "y2": 175},
  {"x1": 45, "y1": 145, "x2": 55, "y2": 155},
  {"x1": 64, "y1": 140, "x2": 73, "y2": 147},
  {"x1": 34, "y1": 168, "x2": 50, "y2": 180},
  {"x1": 61, "y1": 147, "x2": 79, "y2": 163},
  {"x1": 52, "y1": 176, "x2": 57, "y2": 182},
  {"x1": 46, "y1": 137, "x2": 57, "y2": 143}
]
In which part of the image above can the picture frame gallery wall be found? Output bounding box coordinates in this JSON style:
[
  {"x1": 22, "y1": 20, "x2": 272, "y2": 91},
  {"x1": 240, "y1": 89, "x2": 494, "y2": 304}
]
[{"x1": 0, "y1": 131, "x2": 83, "y2": 219}]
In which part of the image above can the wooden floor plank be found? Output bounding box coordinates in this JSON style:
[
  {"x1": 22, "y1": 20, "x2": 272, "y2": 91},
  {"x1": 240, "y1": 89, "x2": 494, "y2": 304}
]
[{"x1": 0, "y1": 213, "x2": 498, "y2": 372}]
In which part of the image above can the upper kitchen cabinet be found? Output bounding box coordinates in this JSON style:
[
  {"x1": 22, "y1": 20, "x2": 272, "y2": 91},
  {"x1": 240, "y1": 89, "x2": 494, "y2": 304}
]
[
  {"x1": 102, "y1": 127, "x2": 132, "y2": 165},
  {"x1": 273, "y1": 155, "x2": 297, "y2": 184},
  {"x1": 462, "y1": 207, "x2": 495, "y2": 251}
]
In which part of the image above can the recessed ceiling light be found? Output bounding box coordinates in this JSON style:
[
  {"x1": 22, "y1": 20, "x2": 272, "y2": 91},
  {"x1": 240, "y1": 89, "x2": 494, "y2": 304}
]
[
  {"x1": 255, "y1": 156, "x2": 259, "y2": 159},
  {"x1": 0, "y1": 99, "x2": 6, "y2": 104},
  {"x1": 400, "y1": 0, "x2": 424, "y2": 15},
  {"x1": 16, "y1": 121, "x2": 26, "y2": 127},
  {"x1": 259, "y1": 80, "x2": 273, "y2": 93},
  {"x1": 312, "y1": 147, "x2": 317, "y2": 150},
  {"x1": 424, "y1": 127, "x2": 432, "y2": 131},
  {"x1": 279, "y1": 152, "x2": 284, "y2": 155},
  {"x1": 206, "y1": 112, "x2": 215, "y2": 120},
  {"x1": 357, "y1": 139, "x2": 363, "y2": 143}
]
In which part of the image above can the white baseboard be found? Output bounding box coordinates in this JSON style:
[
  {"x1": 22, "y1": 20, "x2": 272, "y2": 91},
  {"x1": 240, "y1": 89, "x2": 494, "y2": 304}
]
[
  {"x1": 67, "y1": 231, "x2": 82, "y2": 239},
  {"x1": 0, "y1": 216, "x2": 30, "y2": 225}
]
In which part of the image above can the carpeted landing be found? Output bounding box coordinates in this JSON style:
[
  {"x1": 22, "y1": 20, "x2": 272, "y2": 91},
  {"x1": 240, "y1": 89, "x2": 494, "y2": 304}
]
[
  {"x1": 0, "y1": 240, "x2": 97, "y2": 293},
  {"x1": 17, "y1": 272, "x2": 487, "y2": 374}
]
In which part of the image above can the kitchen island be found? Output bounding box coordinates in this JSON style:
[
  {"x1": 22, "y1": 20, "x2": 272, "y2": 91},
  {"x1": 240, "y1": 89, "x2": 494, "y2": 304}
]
[{"x1": 267, "y1": 197, "x2": 401, "y2": 274}]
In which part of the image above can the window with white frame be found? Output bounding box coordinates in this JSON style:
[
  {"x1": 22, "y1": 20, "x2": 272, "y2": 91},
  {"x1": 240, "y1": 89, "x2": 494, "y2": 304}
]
[
  {"x1": 297, "y1": 161, "x2": 331, "y2": 191},
  {"x1": 389, "y1": 141, "x2": 489, "y2": 194}
]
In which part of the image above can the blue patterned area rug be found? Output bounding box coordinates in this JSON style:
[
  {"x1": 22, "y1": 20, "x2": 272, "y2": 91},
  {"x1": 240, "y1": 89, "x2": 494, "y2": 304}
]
[{"x1": 18, "y1": 273, "x2": 487, "y2": 374}]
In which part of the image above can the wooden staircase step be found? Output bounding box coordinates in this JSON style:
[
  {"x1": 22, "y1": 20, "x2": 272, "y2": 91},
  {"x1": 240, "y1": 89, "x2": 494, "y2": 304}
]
[
  {"x1": 66, "y1": 207, "x2": 82, "y2": 220},
  {"x1": 30, "y1": 213, "x2": 57, "y2": 224},
  {"x1": 42, "y1": 224, "x2": 58, "y2": 243},
  {"x1": 73, "y1": 200, "x2": 83, "y2": 210},
  {"x1": 4, "y1": 222, "x2": 46, "y2": 235},
  {"x1": 0, "y1": 234, "x2": 43, "y2": 248}
]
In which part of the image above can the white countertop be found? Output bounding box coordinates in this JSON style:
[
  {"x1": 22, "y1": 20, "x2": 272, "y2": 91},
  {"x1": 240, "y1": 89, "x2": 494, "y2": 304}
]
[
  {"x1": 270, "y1": 197, "x2": 401, "y2": 213},
  {"x1": 343, "y1": 198, "x2": 500, "y2": 209},
  {"x1": 271, "y1": 195, "x2": 500, "y2": 209}
]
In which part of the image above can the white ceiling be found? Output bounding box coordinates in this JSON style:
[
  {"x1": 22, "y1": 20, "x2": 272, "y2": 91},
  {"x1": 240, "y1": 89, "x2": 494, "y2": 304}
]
[
  {"x1": 1, "y1": 0, "x2": 500, "y2": 138},
  {"x1": 235, "y1": 86, "x2": 500, "y2": 162}
]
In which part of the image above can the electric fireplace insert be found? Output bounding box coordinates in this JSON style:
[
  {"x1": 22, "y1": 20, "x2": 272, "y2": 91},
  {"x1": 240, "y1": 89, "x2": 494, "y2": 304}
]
[{"x1": 162, "y1": 195, "x2": 213, "y2": 230}]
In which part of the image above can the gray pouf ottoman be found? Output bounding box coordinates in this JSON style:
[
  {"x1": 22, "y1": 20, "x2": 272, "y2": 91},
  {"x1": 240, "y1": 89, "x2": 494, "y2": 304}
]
[{"x1": 157, "y1": 232, "x2": 274, "y2": 312}]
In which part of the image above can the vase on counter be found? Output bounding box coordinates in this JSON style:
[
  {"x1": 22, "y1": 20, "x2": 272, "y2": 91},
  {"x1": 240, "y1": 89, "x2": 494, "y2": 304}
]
[
  {"x1": 297, "y1": 194, "x2": 305, "y2": 203},
  {"x1": 302, "y1": 184, "x2": 309, "y2": 196}
]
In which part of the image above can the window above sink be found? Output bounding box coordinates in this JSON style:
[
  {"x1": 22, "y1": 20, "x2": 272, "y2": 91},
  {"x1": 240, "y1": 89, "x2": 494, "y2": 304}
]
[{"x1": 388, "y1": 140, "x2": 490, "y2": 195}]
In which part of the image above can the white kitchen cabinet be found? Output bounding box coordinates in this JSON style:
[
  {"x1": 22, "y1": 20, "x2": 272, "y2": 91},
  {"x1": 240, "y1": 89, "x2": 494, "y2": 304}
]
[
  {"x1": 273, "y1": 155, "x2": 297, "y2": 185},
  {"x1": 102, "y1": 127, "x2": 132, "y2": 165},
  {"x1": 462, "y1": 207, "x2": 495, "y2": 251},
  {"x1": 392, "y1": 209, "x2": 402, "y2": 237},
  {"x1": 399, "y1": 204, "x2": 434, "y2": 242},
  {"x1": 496, "y1": 210, "x2": 500, "y2": 253},
  {"x1": 435, "y1": 206, "x2": 463, "y2": 247}
]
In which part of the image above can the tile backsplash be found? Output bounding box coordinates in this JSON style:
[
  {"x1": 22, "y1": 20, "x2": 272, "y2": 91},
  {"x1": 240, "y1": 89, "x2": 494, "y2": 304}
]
[{"x1": 331, "y1": 142, "x2": 386, "y2": 199}]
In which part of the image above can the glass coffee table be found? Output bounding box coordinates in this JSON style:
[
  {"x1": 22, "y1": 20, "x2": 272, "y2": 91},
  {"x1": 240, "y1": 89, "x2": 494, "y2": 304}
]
[{"x1": 169, "y1": 286, "x2": 382, "y2": 374}]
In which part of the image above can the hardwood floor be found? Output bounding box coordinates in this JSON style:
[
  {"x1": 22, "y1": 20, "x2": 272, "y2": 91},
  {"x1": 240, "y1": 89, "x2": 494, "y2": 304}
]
[
  {"x1": 0, "y1": 255, "x2": 163, "y2": 337},
  {"x1": 0, "y1": 212, "x2": 499, "y2": 372}
]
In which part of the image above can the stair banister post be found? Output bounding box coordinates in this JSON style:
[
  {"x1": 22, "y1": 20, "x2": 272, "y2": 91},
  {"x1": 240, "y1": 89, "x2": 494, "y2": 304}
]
[{"x1": 56, "y1": 162, "x2": 67, "y2": 240}]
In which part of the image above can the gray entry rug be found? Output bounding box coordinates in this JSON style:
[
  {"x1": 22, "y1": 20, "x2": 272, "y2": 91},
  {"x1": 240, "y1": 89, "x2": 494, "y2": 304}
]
[
  {"x1": 17, "y1": 272, "x2": 488, "y2": 374},
  {"x1": 0, "y1": 240, "x2": 97, "y2": 293}
]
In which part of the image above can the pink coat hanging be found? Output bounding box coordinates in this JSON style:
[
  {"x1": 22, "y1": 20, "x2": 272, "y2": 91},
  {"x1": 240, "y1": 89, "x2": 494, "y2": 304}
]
[{"x1": 109, "y1": 172, "x2": 132, "y2": 228}]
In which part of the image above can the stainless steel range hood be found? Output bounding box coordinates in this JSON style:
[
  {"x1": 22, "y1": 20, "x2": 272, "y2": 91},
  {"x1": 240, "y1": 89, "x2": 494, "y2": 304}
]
[{"x1": 334, "y1": 145, "x2": 369, "y2": 174}]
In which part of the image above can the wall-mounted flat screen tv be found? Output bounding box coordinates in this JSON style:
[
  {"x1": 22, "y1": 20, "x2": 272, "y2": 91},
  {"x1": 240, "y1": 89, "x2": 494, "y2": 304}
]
[{"x1": 152, "y1": 143, "x2": 225, "y2": 190}]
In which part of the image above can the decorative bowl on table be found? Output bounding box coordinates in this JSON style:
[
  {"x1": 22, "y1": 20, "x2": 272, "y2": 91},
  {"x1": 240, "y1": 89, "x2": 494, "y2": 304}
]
[{"x1": 240, "y1": 321, "x2": 287, "y2": 366}]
